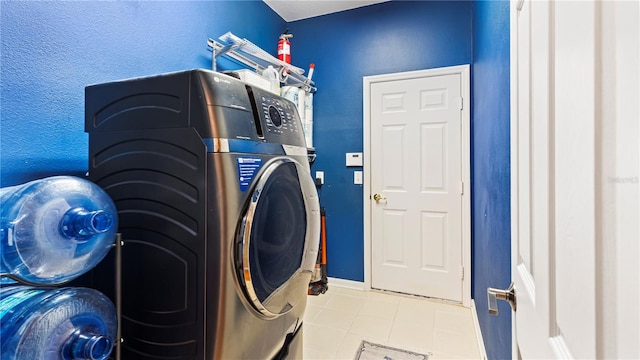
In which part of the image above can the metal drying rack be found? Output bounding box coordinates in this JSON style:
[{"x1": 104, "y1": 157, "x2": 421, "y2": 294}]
[{"x1": 207, "y1": 32, "x2": 316, "y2": 93}]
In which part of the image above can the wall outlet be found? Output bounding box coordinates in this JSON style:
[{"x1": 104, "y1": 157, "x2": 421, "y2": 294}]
[{"x1": 315, "y1": 171, "x2": 324, "y2": 185}]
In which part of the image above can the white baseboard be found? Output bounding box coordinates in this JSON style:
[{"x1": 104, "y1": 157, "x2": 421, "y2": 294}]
[
  {"x1": 327, "y1": 277, "x2": 366, "y2": 291},
  {"x1": 470, "y1": 299, "x2": 488, "y2": 360}
]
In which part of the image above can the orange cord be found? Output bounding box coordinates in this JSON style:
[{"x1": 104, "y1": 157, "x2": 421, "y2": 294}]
[{"x1": 321, "y1": 213, "x2": 327, "y2": 265}]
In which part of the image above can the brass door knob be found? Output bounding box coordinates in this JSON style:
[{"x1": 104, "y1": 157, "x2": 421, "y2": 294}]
[{"x1": 373, "y1": 194, "x2": 387, "y2": 202}]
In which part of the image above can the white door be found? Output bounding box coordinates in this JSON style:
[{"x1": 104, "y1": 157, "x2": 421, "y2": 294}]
[
  {"x1": 365, "y1": 66, "x2": 470, "y2": 304},
  {"x1": 510, "y1": 0, "x2": 639, "y2": 358}
]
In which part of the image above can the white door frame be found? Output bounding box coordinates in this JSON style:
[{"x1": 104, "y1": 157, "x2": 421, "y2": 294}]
[{"x1": 363, "y1": 65, "x2": 471, "y2": 307}]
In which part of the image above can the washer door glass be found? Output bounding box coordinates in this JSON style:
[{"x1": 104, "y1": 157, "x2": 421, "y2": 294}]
[{"x1": 238, "y1": 157, "x2": 319, "y2": 317}]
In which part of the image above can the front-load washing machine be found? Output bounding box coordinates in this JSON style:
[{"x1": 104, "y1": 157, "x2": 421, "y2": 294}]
[{"x1": 83, "y1": 69, "x2": 320, "y2": 359}]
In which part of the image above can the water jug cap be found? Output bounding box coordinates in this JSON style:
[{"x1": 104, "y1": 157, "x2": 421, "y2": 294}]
[{"x1": 67, "y1": 332, "x2": 113, "y2": 360}]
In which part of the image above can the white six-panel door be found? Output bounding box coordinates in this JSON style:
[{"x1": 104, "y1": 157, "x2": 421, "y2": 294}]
[
  {"x1": 510, "y1": 0, "x2": 639, "y2": 358},
  {"x1": 365, "y1": 66, "x2": 470, "y2": 304}
]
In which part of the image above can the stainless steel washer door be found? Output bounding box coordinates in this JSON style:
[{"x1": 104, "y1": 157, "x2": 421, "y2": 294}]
[{"x1": 237, "y1": 157, "x2": 320, "y2": 318}]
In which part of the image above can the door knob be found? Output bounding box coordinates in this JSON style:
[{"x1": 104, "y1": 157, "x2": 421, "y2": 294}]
[
  {"x1": 487, "y1": 282, "x2": 516, "y2": 315},
  {"x1": 373, "y1": 193, "x2": 386, "y2": 202}
]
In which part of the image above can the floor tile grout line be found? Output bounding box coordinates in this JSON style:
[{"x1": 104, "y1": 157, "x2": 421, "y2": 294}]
[{"x1": 305, "y1": 287, "x2": 482, "y2": 360}]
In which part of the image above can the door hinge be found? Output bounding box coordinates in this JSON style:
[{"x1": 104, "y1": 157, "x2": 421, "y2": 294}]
[
  {"x1": 460, "y1": 181, "x2": 464, "y2": 195},
  {"x1": 458, "y1": 97, "x2": 463, "y2": 110},
  {"x1": 461, "y1": 266, "x2": 465, "y2": 280}
]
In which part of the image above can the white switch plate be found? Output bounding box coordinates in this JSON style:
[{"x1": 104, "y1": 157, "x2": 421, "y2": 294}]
[
  {"x1": 315, "y1": 171, "x2": 324, "y2": 185},
  {"x1": 354, "y1": 171, "x2": 363, "y2": 185},
  {"x1": 346, "y1": 152, "x2": 363, "y2": 167}
]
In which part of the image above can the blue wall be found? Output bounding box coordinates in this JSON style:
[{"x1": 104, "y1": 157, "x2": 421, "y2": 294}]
[
  {"x1": 472, "y1": 1, "x2": 511, "y2": 359},
  {"x1": 1, "y1": 1, "x2": 285, "y2": 186},
  {"x1": 289, "y1": 2, "x2": 511, "y2": 357},
  {"x1": 289, "y1": 0, "x2": 473, "y2": 281}
]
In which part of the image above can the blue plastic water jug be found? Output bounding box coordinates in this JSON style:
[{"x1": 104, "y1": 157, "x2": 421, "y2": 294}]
[
  {"x1": 0, "y1": 285, "x2": 117, "y2": 360},
  {"x1": 0, "y1": 176, "x2": 118, "y2": 285}
]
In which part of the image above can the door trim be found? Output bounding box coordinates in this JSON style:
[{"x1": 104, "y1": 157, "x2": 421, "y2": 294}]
[
  {"x1": 363, "y1": 65, "x2": 471, "y2": 307},
  {"x1": 509, "y1": 2, "x2": 518, "y2": 356}
]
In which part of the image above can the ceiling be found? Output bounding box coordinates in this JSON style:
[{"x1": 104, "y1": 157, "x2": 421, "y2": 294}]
[{"x1": 263, "y1": 0, "x2": 390, "y2": 22}]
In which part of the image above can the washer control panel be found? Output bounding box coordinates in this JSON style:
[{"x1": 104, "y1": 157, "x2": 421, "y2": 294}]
[{"x1": 259, "y1": 95, "x2": 300, "y2": 136}]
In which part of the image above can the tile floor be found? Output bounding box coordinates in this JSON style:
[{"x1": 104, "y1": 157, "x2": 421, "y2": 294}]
[{"x1": 302, "y1": 286, "x2": 483, "y2": 360}]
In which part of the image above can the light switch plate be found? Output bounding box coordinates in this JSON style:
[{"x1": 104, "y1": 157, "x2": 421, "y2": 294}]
[
  {"x1": 354, "y1": 171, "x2": 363, "y2": 184},
  {"x1": 346, "y1": 152, "x2": 363, "y2": 167},
  {"x1": 315, "y1": 171, "x2": 324, "y2": 185}
]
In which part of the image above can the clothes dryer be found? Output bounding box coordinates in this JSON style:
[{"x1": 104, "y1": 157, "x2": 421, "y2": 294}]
[{"x1": 84, "y1": 70, "x2": 320, "y2": 359}]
